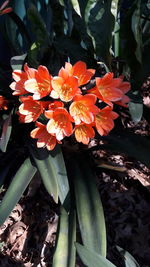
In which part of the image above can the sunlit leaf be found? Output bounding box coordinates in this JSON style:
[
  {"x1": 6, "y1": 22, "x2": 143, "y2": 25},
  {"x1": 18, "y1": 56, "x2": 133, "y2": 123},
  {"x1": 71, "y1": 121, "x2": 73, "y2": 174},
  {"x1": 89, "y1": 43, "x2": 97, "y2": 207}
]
[
  {"x1": 29, "y1": 146, "x2": 58, "y2": 203},
  {"x1": 49, "y1": 145, "x2": 70, "y2": 206},
  {"x1": 53, "y1": 208, "x2": 76, "y2": 267},
  {"x1": 29, "y1": 145, "x2": 69, "y2": 205},
  {"x1": 0, "y1": 158, "x2": 36, "y2": 226},
  {"x1": 53, "y1": 207, "x2": 69, "y2": 267},
  {"x1": 71, "y1": 0, "x2": 81, "y2": 16},
  {"x1": 76, "y1": 243, "x2": 116, "y2": 267}
]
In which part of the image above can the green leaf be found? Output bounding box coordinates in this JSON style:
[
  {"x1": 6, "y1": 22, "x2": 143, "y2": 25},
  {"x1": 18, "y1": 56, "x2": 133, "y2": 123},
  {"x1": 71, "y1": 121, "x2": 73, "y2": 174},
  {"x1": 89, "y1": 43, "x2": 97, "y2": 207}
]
[
  {"x1": 70, "y1": 155, "x2": 106, "y2": 256},
  {"x1": 49, "y1": 146, "x2": 70, "y2": 205},
  {"x1": 111, "y1": 0, "x2": 119, "y2": 57},
  {"x1": 84, "y1": 0, "x2": 115, "y2": 66},
  {"x1": 131, "y1": 0, "x2": 142, "y2": 64},
  {"x1": 6, "y1": 11, "x2": 31, "y2": 52},
  {"x1": 0, "y1": 111, "x2": 13, "y2": 153},
  {"x1": 29, "y1": 146, "x2": 58, "y2": 203},
  {"x1": 129, "y1": 102, "x2": 143, "y2": 124},
  {"x1": 76, "y1": 243, "x2": 116, "y2": 267},
  {"x1": 53, "y1": 208, "x2": 76, "y2": 267},
  {"x1": 71, "y1": 0, "x2": 81, "y2": 16},
  {"x1": 53, "y1": 207, "x2": 69, "y2": 267},
  {"x1": 117, "y1": 246, "x2": 140, "y2": 267},
  {"x1": 119, "y1": 1, "x2": 143, "y2": 89},
  {"x1": 27, "y1": 4, "x2": 49, "y2": 45},
  {"x1": 10, "y1": 53, "x2": 27, "y2": 71},
  {"x1": 67, "y1": 211, "x2": 76, "y2": 267},
  {"x1": 0, "y1": 158, "x2": 36, "y2": 226},
  {"x1": 29, "y1": 145, "x2": 69, "y2": 205},
  {"x1": 111, "y1": 0, "x2": 119, "y2": 18}
]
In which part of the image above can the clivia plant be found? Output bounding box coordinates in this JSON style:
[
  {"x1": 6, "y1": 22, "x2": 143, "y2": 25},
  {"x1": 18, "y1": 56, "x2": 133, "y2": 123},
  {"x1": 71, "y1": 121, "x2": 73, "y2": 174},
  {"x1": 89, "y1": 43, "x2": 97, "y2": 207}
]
[{"x1": 0, "y1": 0, "x2": 149, "y2": 266}]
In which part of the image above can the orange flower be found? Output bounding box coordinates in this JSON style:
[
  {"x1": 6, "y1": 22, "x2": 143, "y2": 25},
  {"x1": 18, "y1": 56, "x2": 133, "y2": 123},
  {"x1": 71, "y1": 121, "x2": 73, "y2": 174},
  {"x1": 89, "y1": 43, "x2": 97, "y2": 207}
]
[
  {"x1": 69, "y1": 94, "x2": 99, "y2": 125},
  {"x1": 0, "y1": 1, "x2": 12, "y2": 15},
  {"x1": 89, "y1": 72, "x2": 124, "y2": 106},
  {"x1": 24, "y1": 65, "x2": 52, "y2": 100},
  {"x1": 46, "y1": 108, "x2": 73, "y2": 141},
  {"x1": 31, "y1": 122, "x2": 59, "y2": 150},
  {"x1": 18, "y1": 96, "x2": 45, "y2": 123},
  {"x1": 74, "y1": 123, "x2": 95, "y2": 144},
  {"x1": 17, "y1": 112, "x2": 26, "y2": 123},
  {"x1": 10, "y1": 63, "x2": 37, "y2": 96},
  {"x1": 114, "y1": 79, "x2": 131, "y2": 107},
  {"x1": 64, "y1": 61, "x2": 95, "y2": 86},
  {"x1": 95, "y1": 106, "x2": 118, "y2": 136},
  {"x1": 0, "y1": 95, "x2": 8, "y2": 110},
  {"x1": 50, "y1": 68, "x2": 80, "y2": 102},
  {"x1": 45, "y1": 101, "x2": 64, "y2": 119}
]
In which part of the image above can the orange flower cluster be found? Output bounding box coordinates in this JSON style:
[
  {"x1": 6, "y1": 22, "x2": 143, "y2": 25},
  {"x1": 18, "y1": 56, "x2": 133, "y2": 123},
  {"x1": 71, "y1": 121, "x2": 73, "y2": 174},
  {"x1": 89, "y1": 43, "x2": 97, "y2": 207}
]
[{"x1": 10, "y1": 61, "x2": 130, "y2": 150}]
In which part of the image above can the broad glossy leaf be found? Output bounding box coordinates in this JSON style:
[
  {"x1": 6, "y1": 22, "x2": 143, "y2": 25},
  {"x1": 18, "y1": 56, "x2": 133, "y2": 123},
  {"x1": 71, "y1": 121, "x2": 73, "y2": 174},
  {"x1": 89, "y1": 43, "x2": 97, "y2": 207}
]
[
  {"x1": 70, "y1": 155, "x2": 106, "y2": 256},
  {"x1": 53, "y1": 208, "x2": 76, "y2": 267},
  {"x1": 0, "y1": 111, "x2": 12, "y2": 153},
  {"x1": 76, "y1": 243, "x2": 116, "y2": 267},
  {"x1": 0, "y1": 158, "x2": 36, "y2": 226},
  {"x1": 117, "y1": 246, "x2": 140, "y2": 267}
]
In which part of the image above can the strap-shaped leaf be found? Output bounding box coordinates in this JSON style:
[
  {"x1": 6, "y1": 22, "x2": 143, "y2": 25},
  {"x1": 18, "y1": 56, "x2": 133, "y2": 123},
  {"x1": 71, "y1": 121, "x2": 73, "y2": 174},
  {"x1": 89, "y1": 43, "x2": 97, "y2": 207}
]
[
  {"x1": 131, "y1": 0, "x2": 142, "y2": 64},
  {"x1": 67, "y1": 210, "x2": 76, "y2": 267},
  {"x1": 84, "y1": 0, "x2": 115, "y2": 66},
  {"x1": 0, "y1": 158, "x2": 36, "y2": 226},
  {"x1": 71, "y1": 0, "x2": 81, "y2": 16},
  {"x1": 76, "y1": 243, "x2": 116, "y2": 267},
  {"x1": 27, "y1": 4, "x2": 49, "y2": 45},
  {"x1": 10, "y1": 53, "x2": 27, "y2": 71},
  {"x1": 70, "y1": 155, "x2": 106, "y2": 257},
  {"x1": 29, "y1": 145, "x2": 69, "y2": 205},
  {"x1": 0, "y1": 111, "x2": 12, "y2": 153},
  {"x1": 50, "y1": 146, "x2": 70, "y2": 205},
  {"x1": 117, "y1": 246, "x2": 140, "y2": 267},
  {"x1": 53, "y1": 207, "x2": 76, "y2": 267},
  {"x1": 29, "y1": 146, "x2": 58, "y2": 203}
]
